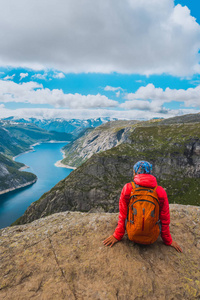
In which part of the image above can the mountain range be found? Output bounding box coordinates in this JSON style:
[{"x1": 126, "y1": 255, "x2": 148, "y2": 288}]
[{"x1": 3, "y1": 117, "x2": 117, "y2": 136}]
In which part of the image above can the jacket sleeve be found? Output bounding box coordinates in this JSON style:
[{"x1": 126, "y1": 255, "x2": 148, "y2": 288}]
[
  {"x1": 157, "y1": 186, "x2": 173, "y2": 245},
  {"x1": 113, "y1": 183, "x2": 132, "y2": 241}
]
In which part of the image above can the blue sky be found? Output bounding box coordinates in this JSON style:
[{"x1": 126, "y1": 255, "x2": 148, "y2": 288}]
[{"x1": 0, "y1": 0, "x2": 200, "y2": 120}]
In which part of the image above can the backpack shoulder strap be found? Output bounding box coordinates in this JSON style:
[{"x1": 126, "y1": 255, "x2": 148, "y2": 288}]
[
  {"x1": 153, "y1": 185, "x2": 160, "y2": 204},
  {"x1": 131, "y1": 181, "x2": 135, "y2": 189},
  {"x1": 132, "y1": 181, "x2": 141, "y2": 188}
]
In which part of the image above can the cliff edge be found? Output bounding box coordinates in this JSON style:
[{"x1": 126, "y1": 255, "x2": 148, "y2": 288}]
[{"x1": 1, "y1": 204, "x2": 200, "y2": 299}]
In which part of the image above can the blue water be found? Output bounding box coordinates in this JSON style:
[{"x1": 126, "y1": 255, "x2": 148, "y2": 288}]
[{"x1": 0, "y1": 142, "x2": 73, "y2": 229}]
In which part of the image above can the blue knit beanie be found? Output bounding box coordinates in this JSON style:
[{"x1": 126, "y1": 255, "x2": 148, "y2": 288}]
[{"x1": 133, "y1": 161, "x2": 152, "y2": 174}]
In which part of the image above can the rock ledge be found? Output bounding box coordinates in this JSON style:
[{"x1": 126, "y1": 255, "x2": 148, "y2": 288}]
[{"x1": 0, "y1": 204, "x2": 200, "y2": 299}]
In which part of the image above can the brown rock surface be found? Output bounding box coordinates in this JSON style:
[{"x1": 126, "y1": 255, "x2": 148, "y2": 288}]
[{"x1": 0, "y1": 204, "x2": 200, "y2": 300}]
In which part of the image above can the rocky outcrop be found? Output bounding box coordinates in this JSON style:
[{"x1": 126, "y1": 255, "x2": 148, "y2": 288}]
[
  {"x1": 61, "y1": 120, "x2": 139, "y2": 167},
  {"x1": 1, "y1": 205, "x2": 200, "y2": 299},
  {"x1": 61, "y1": 114, "x2": 200, "y2": 169},
  {"x1": 0, "y1": 154, "x2": 37, "y2": 194}
]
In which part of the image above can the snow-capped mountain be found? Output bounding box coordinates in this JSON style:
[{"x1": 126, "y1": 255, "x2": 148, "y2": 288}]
[{"x1": 2, "y1": 117, "x2": 118, "y2": 136}]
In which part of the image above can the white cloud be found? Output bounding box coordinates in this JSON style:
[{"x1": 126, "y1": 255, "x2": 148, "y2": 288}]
[
  {"x1": 3, "y1": 74, "x2": 15, "y2": 80},
  {"x1": 120, "y1": 100, "x2": 169, "y2": 114},
  {"x1": 125, "y1": 84, "x2": 200, "y2": 108},
  {"x1": 0, "y1": 1, "x2": 199, "y2": 76},
  {"x1": 104, "y1": 86, "x2": 124, "y2": 97},
  {"x1": 52, "y1": 72, "x2": 65, "y2": 79},
  {"x1": 31, "y1": 73, "x2": 48, "y2": 80},
  {"x1": 116, "y1": 91, "x2": 120, "y2": 98},
  {"x1": 121, "y1": 100, "x2": 153, "y2": 110},
  {"x1": 0, "y1": 80, "x2": 117, "y2": 109},
  {"x1": 104, "y1": 86, "x2": 123, "y2": 92},
  {"x1": 19, "y1": 72, "x2": 28, "y2": 80},
  {"x1": 0, "y1": 79, "x2": 199, "y2": 115},
  {"x1": 0, "y1": 104, "x2": 5, "y2": 109}
]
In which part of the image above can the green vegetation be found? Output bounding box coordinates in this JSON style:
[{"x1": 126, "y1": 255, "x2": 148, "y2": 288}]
[
  {"x1": 0, "y1": 153, "x2": 24, "y2": 169},
  {"x1": 97, "y1": 124, "x2": 199, "y2": 167},
  {"x1": 159, "y1": 178, "x2": 200, "y2": 206}
]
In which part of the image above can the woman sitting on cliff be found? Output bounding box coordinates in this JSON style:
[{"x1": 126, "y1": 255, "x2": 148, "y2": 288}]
[{"x1": 103, "y1": 161, "x2": 182, "y2": 252}]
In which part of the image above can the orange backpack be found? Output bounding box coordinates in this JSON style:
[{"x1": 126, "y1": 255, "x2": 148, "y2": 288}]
[{"x1": 126, "y1": 182, "x2": 160, "y2": 245}]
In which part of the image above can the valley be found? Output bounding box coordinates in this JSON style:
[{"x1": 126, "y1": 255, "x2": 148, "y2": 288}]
[{"x1": 0, "y1": 120, "x2": 73, "y2": 194}]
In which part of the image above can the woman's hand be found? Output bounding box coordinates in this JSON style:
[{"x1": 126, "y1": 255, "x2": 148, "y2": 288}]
[
  {"x1": 103, "y1": 235, "x2": 118, "y2": 247},
  {"x1": 170, "y1": 240, "x2": 183, "y2": 252}
]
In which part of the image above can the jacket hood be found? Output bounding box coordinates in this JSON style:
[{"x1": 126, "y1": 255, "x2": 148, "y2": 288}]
[{"x1": 134, "y1": 174, "x2": 157, "y2": 188}]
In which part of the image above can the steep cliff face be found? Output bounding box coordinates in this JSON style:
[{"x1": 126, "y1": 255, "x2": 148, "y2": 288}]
[
  {"x1": 0, "y1": 154, "x2": 37, "y2": 194},
  {"x1": 1, "y1": 205, "x2": 200, "y2": 300},
  {"x1": 61, "y1": 120, "x2": 139, "y2": 167},
  {"x1": 61, "y1": 115, "x2": 200, "y2": 169},
  {"x1": 15, "y1": 121, "x2": 200, "y2": 225}
]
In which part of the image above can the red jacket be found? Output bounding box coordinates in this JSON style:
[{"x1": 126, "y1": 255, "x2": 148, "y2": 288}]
[{"x1": 113, "y1": 174, "x2": 173, "y2": 245}]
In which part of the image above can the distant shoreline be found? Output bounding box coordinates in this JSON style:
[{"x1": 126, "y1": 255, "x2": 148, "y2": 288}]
[
  {"x1": 12, "y1": 142, "x2": 40, "y2": 161},
  {"x1": 54, "y1": 149, "x2": 76, "y2": 170},
  {"x1": 13, "y1": 139, "x2": 76, "y2": 170},
  {"x1": 0, "y1": 178, "x2": 37, "y2": 196},
  {"x1": 12, "y1": 140, "x2": 71, "y2": 161},
  {"x1": 54, "y1": 160, "x2": 76, "y2": 170}
]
